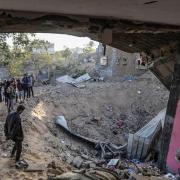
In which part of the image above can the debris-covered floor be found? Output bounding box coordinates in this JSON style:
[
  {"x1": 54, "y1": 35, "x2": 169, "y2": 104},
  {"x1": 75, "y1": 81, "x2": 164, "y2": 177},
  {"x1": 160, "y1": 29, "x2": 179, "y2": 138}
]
[{"x1": 0, "y1": 71, "x2": 170, "y2": 179}]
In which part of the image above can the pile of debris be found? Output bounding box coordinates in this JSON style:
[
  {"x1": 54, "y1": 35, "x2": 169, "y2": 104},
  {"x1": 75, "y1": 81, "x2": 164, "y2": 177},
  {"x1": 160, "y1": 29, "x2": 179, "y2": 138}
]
[
  {"x1": 0, "y1": 71, "x2": 171, "y2": 179},
  {"x1": 47, "y1": 158, "x2": 171, "y2": 180},
  {"x1": 25, "y1": 71, "x2": 168, "y2": 159}
]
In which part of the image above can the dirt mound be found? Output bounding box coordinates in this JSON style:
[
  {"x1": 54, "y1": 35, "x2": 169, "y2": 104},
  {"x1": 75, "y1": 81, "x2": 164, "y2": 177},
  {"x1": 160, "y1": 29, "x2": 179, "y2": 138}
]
[
  {"x1": 30, "y1": 71, "x2": 168, "y2": 142},
  {"x1": 0, "y1": 70, "x2": 169, "y2": 179}
]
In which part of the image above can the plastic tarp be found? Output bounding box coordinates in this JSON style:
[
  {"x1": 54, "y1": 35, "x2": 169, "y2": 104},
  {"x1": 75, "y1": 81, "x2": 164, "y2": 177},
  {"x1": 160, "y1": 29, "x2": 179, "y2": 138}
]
[{"x1": 56, "y1": 73, "x2": 91, "y2": 84}]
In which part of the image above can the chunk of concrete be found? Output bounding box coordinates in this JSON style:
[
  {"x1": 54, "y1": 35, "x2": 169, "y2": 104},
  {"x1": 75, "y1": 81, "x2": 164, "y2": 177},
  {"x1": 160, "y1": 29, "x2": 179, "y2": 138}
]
[
  {"x1": 89, "y1": 162, "x2": 96, "y2": 168},
  {"x1": 81, "y1": 154, "x2": 89, "y2": 160},
  {"x1": 82, "y1": 161, "x2": 96, "y2": 168},
  {"x1": 72, "y1": 156, "x2": 84, "y2": 168},
  {"x1": 66, "y1": 156, "x2": 74, "y2": 164}
]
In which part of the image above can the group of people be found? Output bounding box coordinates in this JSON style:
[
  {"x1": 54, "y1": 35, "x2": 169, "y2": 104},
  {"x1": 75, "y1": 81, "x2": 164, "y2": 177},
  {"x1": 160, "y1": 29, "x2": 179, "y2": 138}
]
[
  {"x1": 1, "y1": 74, "x2": 35, "y2": 167},
  {"x1": 0, "y1": 74, "x2": 34, "y2": 113}
]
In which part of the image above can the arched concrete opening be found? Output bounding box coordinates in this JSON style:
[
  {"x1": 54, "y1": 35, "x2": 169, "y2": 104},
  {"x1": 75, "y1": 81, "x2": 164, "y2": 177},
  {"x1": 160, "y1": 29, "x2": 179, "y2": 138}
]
[{"x1": 0, "y1": 1, "x2": 180, "y2": 174}]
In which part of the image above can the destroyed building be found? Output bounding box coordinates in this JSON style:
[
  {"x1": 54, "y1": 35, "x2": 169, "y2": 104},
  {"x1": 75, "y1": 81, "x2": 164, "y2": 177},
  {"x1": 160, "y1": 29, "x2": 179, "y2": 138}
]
[
  {"x1": 96, "y1": 44, "x2": 147, "y2": 78},
  {"x1": 0, "y1": 67, "x2": 9, "y2": 81}
]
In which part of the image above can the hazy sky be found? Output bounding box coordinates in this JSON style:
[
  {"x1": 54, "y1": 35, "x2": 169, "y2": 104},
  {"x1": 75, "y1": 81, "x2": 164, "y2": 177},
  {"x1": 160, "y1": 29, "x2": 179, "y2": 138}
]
[{"x1": 35, "y1": 33, "x2": 98, "y2": 51}]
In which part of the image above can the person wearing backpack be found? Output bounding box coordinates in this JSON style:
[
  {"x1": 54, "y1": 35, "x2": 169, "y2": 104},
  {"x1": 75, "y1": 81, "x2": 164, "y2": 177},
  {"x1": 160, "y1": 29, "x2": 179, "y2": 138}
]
[{"x1": 4, "y1": 105, "x2": 25, "y2": 165}]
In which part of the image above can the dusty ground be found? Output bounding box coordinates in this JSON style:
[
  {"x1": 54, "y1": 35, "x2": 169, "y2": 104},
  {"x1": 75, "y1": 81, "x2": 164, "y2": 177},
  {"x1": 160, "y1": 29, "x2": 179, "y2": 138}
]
[{"x1": 0, "y1": 71, "x2": 169, "y2": 179}]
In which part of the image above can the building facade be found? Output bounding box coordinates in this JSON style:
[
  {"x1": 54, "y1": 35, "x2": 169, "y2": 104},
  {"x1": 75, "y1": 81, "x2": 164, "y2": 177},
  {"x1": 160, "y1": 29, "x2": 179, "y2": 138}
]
[
  {"x1": 96, "y1": 44, "x2": 147, "y2": 78},
  {"x1": 0, "y1": 67, "x2": 9, "y2": 80}
]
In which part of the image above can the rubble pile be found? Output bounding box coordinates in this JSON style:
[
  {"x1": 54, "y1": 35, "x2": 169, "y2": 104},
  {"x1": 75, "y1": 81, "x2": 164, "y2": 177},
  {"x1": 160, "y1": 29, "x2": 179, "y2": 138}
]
[
  {"x1": 0, "y1": 71, "x2": 170, "y2": 179},
  {"x1": 33, "y1": 71, "x2": 168, "y2": 143}
]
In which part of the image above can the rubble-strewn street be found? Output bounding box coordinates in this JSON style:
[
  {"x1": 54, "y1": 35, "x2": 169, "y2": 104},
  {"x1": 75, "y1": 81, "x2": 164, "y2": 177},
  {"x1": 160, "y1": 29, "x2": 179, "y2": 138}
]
[{"x1": 0, "y1": 71, "x2": 169, "y2": 179}]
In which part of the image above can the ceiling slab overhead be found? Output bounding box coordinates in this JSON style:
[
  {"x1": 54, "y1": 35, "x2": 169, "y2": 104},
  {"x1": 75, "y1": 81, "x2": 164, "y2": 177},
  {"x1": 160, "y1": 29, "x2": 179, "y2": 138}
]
[
  {"x1": 0, "y1": 0, "x2": 179, "y2": 90},
  {"x1": 0, "y1": 0, "x2": 179, "y2": 73},
  {"x1": 0, "y1": 0, "x2": 180, "y2": 25}
]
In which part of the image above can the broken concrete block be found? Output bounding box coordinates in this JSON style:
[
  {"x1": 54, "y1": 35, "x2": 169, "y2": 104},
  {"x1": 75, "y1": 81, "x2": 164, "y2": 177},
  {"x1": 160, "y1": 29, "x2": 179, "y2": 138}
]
[
  {"x1": 81, "y1": 154, "x2": 89, "y2": 160},
  {"x1": 82, "y1": 161, "x2": 96, "y2": 168},
  {"x1": 47, "y1": 168, "x2": 63, "y2": 175},
  {"x1": 89, "y1": 162, "x2": 96, "y2": 168},
  {"x1": 47, "y1": 161, "x2": 56, "y2": 169},
  {"x1": 107, "y1": 159, "x2": 119, "y2": 166},
  {"x1": 72, "y1": 156, "x2": 84, "y2": 168},
  {"x1": 66, "y1": 156, "x2": 74, "y2": 164},
  {"x1": 95, "y1": 160, "x2": 106, "y2": 166},
  {"x1": 82, "y1": 161, "x2": 92, "y2": 168},
  {"x1": 92, "y1": 117, "x2": 101, "y2": 124}
]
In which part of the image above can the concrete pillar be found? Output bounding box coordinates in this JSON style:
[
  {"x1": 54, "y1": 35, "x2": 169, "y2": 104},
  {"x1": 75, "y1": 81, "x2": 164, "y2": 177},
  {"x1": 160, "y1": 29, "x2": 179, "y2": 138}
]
[
  {"x1": 166, "y1": 93, "x2": 180, "y2": 173},
  {"x1": 158, "y1": 54, "x2": 180, "y2": 172}
]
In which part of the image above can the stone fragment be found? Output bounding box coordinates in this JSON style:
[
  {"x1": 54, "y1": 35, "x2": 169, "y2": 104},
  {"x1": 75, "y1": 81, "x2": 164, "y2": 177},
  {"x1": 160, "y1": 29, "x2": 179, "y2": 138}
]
[
  {"x1": 72, "y1": 156, "x2": 84, "y2": 168},
  {"x1": 89, "y1": 162, "x2": 96, "y2": 168},
  {"x1": 66, "y1": 156, "x2": 74, "y2": 164}
]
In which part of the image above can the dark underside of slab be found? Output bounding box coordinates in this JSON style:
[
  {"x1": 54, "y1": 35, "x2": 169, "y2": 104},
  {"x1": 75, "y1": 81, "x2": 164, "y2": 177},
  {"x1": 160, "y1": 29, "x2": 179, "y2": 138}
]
[{"x1": 0, "y1": 8, "x2": 179, "y2": 88}]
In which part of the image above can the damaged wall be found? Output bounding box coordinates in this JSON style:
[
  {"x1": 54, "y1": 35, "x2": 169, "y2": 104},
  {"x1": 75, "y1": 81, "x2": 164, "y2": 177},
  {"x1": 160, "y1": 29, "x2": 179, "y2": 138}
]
[{"x1": 96, "y1": 44, "x2": 144, "y2": 78}]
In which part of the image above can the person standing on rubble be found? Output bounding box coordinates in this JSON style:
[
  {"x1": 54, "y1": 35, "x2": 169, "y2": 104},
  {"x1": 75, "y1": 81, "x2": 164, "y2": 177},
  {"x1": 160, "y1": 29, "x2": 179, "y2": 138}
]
[
  {"x1": 22, "y1": 74, "x2": 29, "y2": 100},
  {"x1": 16, "y1": 79, "x2": 24, "y2": 103},
  {"x1": 0, "y1": 81, "x2": 3, "y2": 102},
  {"x1": 6, "y1": 80, "x2": 16, "y2": 113},
  {"x1": 4, "y1": 105, "x2": 25, "y2": 165},
  {"x1": 27, "y1": 74, "x2": 34, "y2": 98},
  {"x1": 4, "y1": 80, "x2": 9, "y2": 105},
  {"x1": 29, "y1": 74, "x2": 34, "y2": 97}
]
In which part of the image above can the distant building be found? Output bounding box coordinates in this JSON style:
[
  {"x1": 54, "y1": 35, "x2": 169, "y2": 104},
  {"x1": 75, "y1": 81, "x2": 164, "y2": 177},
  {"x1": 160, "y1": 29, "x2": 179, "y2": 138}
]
[
  {"x1": 0, "y1": 67, "x2": 9, "y2": 80},
  {"x1": 96, "y1": 44, "x2": 148, "y2": 78},
  {"x1": 32, "y1": 43, "x2": 55, "y2": 55},
  {"x1": 71, "y1": 47, "x2": 83, "y2": 55}
]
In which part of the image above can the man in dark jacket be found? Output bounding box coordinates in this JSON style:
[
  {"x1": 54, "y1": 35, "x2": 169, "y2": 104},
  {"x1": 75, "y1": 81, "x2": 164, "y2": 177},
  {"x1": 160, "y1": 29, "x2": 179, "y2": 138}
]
[
  {"x1": 22, "y1": 74, "x2": 29, "y2": 100},
  {"x1": 0, "y1": 81, "x2": 2, "y2": 102},
  {"x1": 4, "y1": 105, "x2": 25, "y2": 163}
]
